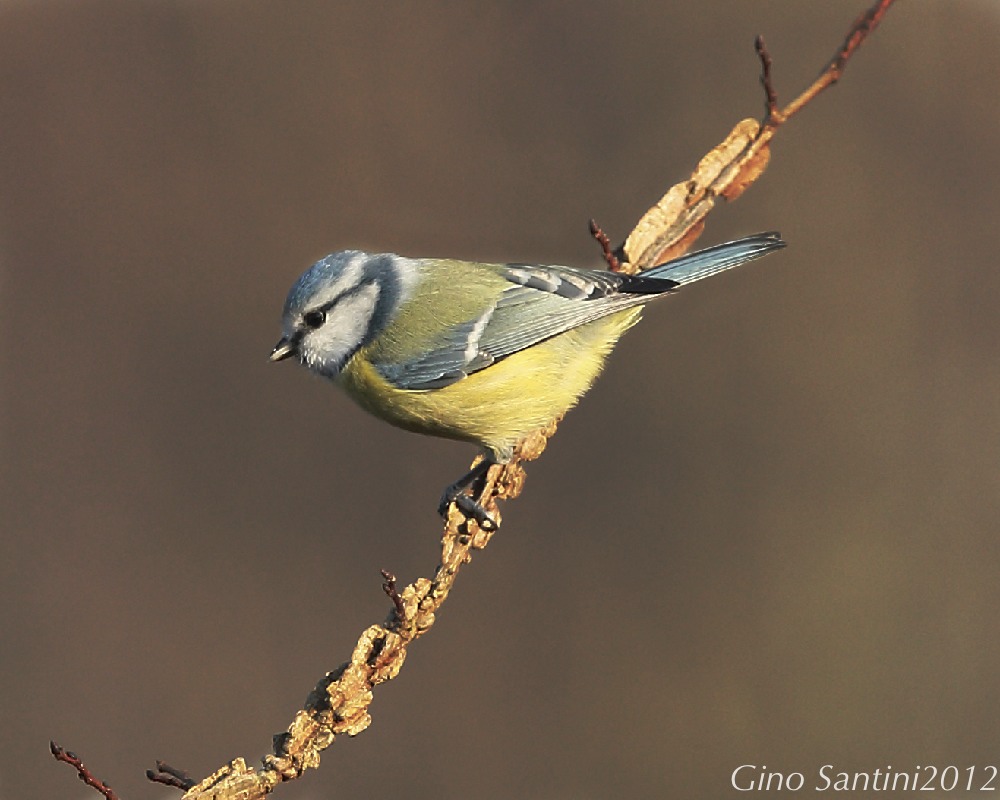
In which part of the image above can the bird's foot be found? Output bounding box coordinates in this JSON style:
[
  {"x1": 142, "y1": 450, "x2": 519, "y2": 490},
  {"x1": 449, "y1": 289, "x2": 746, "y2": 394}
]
[
  {"x1": 452, "y1": 494, "x2": 498, "y2": 532},
  {"x1": 438, "y1": 460, "x2": 498, "y2": 531}
]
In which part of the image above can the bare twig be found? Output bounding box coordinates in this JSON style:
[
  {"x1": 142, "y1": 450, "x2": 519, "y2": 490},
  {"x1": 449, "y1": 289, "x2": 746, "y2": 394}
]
[
  {"x1": 621, "y1": 0, "x2": 896, "y2": 271},
  {"x1": 755, "y1": 35, "x2": 779, "y2": 120},
  {"x1": 759, "y1": 0, "x2": 896, "y2": 127},
  {"x1": 589, "y1": 218, "x2": 623, "y2": 271},
  {"x1": 380, "y1": 569, "x2": 406, "y2": 620},
  {"x1": 51, "y1": 741, "x2": 120, "y2": 800},
  {"x1": 146, "y1": 760, "x2": 197, "y2": 791}
]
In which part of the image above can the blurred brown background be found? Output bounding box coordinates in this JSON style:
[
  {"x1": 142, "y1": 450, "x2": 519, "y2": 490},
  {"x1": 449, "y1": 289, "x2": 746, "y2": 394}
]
[{"x1": 3, "y1": 2, "x2": 999, "y2": 798}]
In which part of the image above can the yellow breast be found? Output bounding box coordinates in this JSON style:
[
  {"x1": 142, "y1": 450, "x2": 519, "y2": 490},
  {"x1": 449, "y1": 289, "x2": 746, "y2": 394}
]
[{"x1": 338, "y1": 307, "x2": 643, "y2": 461}]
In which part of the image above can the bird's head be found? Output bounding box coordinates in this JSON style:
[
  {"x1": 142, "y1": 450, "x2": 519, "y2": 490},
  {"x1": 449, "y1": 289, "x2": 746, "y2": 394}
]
[{"x1": 270, "y1": 250, "x2": 413, "y2": 380}]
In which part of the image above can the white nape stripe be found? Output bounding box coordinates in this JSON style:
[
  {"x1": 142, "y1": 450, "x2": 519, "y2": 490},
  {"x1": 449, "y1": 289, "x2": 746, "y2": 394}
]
[{"x1": 384, "y1": 254, "x2": 423, "y2": 306}]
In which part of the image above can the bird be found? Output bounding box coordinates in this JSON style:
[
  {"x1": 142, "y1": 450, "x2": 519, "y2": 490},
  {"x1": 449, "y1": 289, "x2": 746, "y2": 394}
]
[{"x1": 271, "y1": 231, "x2": 785, "y2": 527}]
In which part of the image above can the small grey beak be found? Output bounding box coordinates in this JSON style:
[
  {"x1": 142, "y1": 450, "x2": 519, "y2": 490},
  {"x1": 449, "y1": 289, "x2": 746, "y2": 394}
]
[{"x1": 270, "y1": 337, "x2": 297, "y2": 362}]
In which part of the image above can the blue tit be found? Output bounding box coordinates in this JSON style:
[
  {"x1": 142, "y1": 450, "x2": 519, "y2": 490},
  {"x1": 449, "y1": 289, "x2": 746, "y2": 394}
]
[{"x1": 271, "y1": 232, "x2": 785, "y2": 526}]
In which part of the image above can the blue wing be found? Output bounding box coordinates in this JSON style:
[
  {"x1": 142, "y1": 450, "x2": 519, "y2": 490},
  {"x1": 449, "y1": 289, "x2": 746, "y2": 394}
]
[{"x1": 375, "y1": 232, "x2": 785, "y2": 390}]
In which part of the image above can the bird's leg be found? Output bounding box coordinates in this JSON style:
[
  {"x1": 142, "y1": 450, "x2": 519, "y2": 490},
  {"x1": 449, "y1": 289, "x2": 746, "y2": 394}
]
[{"x1": 438, "y1": 459, "x2": 498, "y2": 531}]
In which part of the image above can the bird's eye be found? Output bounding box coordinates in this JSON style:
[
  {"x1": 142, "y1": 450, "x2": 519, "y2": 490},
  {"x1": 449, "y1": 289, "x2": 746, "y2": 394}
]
[{"x1": 303, "y1": 310, "x2": 326, "y2": 329}]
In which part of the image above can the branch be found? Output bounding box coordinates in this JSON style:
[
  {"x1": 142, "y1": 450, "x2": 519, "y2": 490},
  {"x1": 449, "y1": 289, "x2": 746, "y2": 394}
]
[
  {"x1": 50, "y1": 742, "x2": 120, "y2": 800},
  {"x1": 147, "y1": 761, "x2": 196, "y2": 791},
  {"x1": 589, "y1": 218, "x2": 623, "y2": 272},
  {"x1": 763, "y1": 0, "x2": 896, "y2": 126},
  {"x1": 52, "y1": 3, "x2": 897, "y2": 799},
  {"x1": 620, "y1": 0, "x2": 897, "y2": 271}
]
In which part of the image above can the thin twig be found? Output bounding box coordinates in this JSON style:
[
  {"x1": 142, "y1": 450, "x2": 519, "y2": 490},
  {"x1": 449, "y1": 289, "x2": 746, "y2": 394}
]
[
  {"x1": 621, "y1": 0, "x2": 896, "y2": 270},
  {"x1": 589, "y1": 218, "x2": 623, "y2": 271},
  {"x1": 755, "y1": 35, "x2": 779, "y2": 122},
  {"x1": 380, "y1": 569, "x2": 406, "y2": 620},
  {"x1": 147, "y1": 760, "x2": 197, "y2": 790},
  {"x1": 50, "y1": 741, "x2": 120, "y2": 800},
  {"x1": 761, "y1": 0, "x2": 896, "y2": 127}
]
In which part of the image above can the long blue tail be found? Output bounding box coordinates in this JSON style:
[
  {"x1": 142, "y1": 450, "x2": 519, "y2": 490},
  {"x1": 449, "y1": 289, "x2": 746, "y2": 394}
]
[{"x1": 643, "y1": 231, "x2": 785, "y2": 285}]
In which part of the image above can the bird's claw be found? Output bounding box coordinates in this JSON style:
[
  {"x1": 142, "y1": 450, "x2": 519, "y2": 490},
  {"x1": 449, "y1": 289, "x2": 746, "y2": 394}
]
[
  {"x1": 438, "y1": 460, "x2": 498, "y2": 530},
  {"x1": 454, "y1": 495, "x2": 498, "y2": 531}
]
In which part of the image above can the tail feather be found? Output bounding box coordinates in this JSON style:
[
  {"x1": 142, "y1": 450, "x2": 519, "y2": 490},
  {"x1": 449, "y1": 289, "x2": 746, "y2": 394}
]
[{"x1": 642, "y1": 231, "x2": 785, "y2": 285}]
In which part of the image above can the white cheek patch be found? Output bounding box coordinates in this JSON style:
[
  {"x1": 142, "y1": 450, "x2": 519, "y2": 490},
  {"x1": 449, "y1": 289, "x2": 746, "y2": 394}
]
[{"x1": 303, "y1": 281, "x2": 381, "y2": 375}]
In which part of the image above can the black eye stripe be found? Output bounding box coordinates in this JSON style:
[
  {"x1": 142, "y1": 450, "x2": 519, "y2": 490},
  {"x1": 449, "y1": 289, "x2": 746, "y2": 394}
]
[{"x1": 302, "y1": 277, "x2": 380, "y2": 328}]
